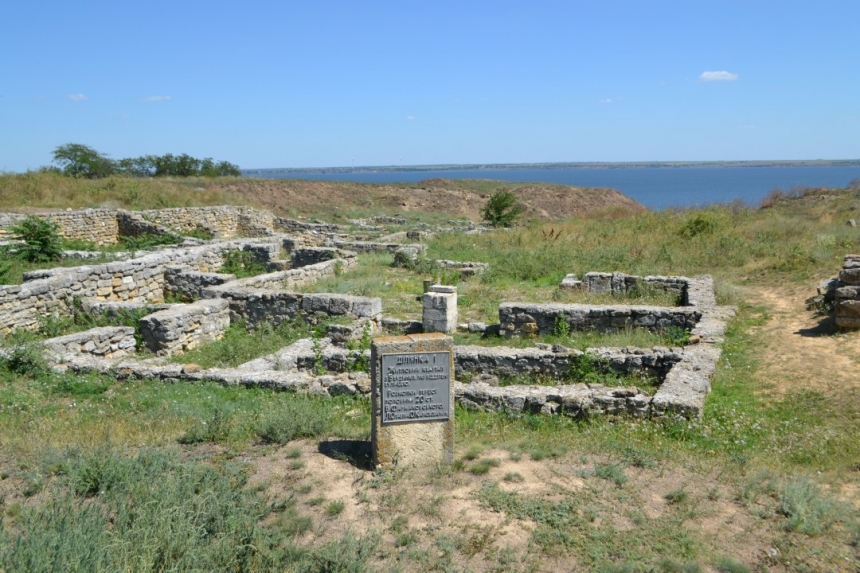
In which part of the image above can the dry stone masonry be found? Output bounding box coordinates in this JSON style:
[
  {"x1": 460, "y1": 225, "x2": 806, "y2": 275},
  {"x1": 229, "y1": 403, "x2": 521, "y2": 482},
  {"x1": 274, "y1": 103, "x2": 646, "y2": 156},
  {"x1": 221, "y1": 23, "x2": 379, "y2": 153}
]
[
  {"x1": 1, "y1": 207, "x2": 735, "y2": 422},
  {"x1": 423, "y1": 285, "x2": 458, "y2": 334},
  {"x1": 835, "y1": 254, "x2": 860, "y2": 329}
]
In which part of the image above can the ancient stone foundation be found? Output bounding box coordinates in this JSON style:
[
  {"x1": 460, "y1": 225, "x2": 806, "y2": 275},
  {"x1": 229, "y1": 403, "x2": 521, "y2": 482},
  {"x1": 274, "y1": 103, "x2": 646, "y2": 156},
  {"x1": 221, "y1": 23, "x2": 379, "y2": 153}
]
[
  {"x1": 835, "y1": 255, "x2": 860, "y2": 329},
  {"x1": 1, "y1": 207, "x2": 736, "y2": 422}
]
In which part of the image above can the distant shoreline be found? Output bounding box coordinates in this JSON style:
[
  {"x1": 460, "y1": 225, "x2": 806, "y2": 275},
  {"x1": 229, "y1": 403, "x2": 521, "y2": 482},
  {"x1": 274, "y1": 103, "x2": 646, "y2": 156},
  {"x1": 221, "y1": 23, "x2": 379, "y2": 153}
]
[{"x1": 243, "y1": 159, "x2": 860, "y2": 176}]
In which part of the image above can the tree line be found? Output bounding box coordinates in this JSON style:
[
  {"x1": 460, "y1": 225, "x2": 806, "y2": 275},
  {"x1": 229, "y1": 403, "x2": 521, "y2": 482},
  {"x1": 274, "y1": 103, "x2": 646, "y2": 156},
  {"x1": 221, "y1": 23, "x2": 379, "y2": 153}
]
[{"x1": 47, "y1": 143, "x2": 241, "y2": 179}]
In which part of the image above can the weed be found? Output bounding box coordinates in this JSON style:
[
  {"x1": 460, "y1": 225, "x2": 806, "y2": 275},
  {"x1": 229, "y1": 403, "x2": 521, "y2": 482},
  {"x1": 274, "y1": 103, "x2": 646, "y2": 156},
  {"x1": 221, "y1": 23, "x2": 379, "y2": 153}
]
[
  {"x1": 0, "y1": 258, "x2": 10, "y2": 284},
  {"x1": 285, "y1": 447, "x2": 302, "y2": 459},
  {"x1": 2, "y1": 342, "x2": 49, "y2": 379},
  {"x1": 311, "y1": 331, "x2": 326, "y2": 375},
  {"x1": 621, "y1": 445, "x2": 655, "y2": 469},
  {"x1": 469, "y1": 458, "x2": 501, "y2": 475},
  {"x1": 172, "y1": 318, "x2": 314, "y2": 369},
  {"x1": 665, "y1": 489, "x2": 689, "y2": 505},
  {"x1": 553, "y1": 314, "x2": 570, "y2": 338},
  {"x1": 713, "y1": 556, "x2": 751, "y2": 573},
  {"x1": 119, "y1": 232, "x2": 181, "y2": 251},
  {"x1": 389, "y1": 515, "x2": 409, "y2": 534},
  {"x1": 395, "y1": 531, "x2": 416, "y2": 548},
  {"x1": 665, "y1": 325, "x2": 691, "y2": 346},
  {"x1": 346, "y1": 321, "x2": 372, "y2": 372},
  {"x1": 255, "y1": 400, "x2": 333, "y2": 444},
  {"x1": 462, "y1": 447, "x2": 482, "y2": 461},
  {"x1": 778, "y1": 476, "x2": 844, "y2": 534},
  {"x1": 289, "y1": 460, "x2": 305, "y2": 470},
  {"x1": 177, "y1": 407, "x2": 232, "y2": 444},
  {"x1": 658, "y1": 559, "x2": 702, "y2": 573},
  {"x1": 221, "y1": 249, "x2": 268, "y2": 278},
  {"x1": 594, "y1": 463, "x2": 627, "y2": 486},
  {"x1": 502, "y1": 472, "x2": 525, "y2": 483},
  {"x1": 325, "y1": 500, "x2": 345, "y2": 517}
]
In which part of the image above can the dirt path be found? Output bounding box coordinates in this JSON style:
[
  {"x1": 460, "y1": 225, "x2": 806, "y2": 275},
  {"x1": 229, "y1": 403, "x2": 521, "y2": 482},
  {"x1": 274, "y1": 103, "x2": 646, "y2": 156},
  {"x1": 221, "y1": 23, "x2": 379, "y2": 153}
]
[{"x1": 745, "y1": 283, "x2": 860, "y2": 398}]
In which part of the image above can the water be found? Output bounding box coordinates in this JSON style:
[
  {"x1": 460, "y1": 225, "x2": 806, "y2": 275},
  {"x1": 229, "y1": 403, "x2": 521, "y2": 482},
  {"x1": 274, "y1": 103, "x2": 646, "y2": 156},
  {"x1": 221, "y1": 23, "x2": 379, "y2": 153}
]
[{"x1": 251, "y1": 165, "x2": 860, "y2": 210}]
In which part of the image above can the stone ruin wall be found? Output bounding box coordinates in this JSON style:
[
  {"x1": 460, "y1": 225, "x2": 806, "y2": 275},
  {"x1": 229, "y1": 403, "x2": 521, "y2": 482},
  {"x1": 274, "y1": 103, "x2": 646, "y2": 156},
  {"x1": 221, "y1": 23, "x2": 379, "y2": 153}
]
[
  {"x1": 1, "y1": 207, "x2": 737, "y2": 421},
  {"x1": 0, "y1": 245, "x2": 225, "y2": 335},
  {"x1": 835, "y1": 254, "x2": 860, "y2": 329},
  {"x1": 499, "y1": 303, "x2": 701, "y2": 337},
  {"x1": 0, "y1": 206, "x2": 340, "y2": 246}
]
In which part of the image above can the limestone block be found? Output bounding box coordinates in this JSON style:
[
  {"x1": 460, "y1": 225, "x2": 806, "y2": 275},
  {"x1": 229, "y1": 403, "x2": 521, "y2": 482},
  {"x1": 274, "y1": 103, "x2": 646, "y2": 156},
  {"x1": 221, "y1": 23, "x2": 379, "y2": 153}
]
[
  {"x1": 836, "y1": 299, "x2": 860, "y2": 318},
  {"x1": 423, "y1": 286, "x2": 457, "y2": 334},
  {"x1": 371, "y1": 334, "x2": 454, "y2": 470},
  {"x1": 839, "y1": 268, "x2": 860, "y2": 285}
]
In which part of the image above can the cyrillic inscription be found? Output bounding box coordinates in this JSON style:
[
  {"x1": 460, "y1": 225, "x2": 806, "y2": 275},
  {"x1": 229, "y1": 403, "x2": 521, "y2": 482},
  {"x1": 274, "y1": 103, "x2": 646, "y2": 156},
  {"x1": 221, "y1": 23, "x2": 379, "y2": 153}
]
[{"x1": 381, "y1": 352, "x2": 451, "y2": 424}]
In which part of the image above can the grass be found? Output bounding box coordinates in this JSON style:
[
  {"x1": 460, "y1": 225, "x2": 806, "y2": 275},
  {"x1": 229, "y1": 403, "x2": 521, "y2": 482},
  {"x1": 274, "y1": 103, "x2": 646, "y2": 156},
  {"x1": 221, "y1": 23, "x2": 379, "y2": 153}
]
[
  {"x1": 3, "y1": 183, "x2": 860, "y2": 570},
  {"x1": 0, "y1": 447, "x2": 379, "y2": 572},
  {"x1": 0, "y1": 172, "x2": 251, "y2": 212},
  {"x1": 0, "y1": 255, "x2": 117, "y2": 286},
  {"x1": 170, "y1": 318, "x2": 317, "y2": 368}
]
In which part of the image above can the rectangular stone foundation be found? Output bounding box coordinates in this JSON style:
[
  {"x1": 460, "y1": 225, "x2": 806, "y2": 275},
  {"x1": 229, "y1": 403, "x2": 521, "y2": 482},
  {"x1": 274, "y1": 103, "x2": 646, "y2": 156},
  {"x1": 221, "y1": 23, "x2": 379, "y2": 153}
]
[{"x1": 371, "y1": 333, "x2": 454, "y2": 470}]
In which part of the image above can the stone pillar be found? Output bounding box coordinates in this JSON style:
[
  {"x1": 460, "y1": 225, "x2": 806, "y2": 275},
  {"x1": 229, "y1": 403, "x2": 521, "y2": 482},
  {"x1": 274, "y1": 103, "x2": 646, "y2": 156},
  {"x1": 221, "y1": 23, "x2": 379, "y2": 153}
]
[
  {"x1": 836, "y1": 254, "x2": 860, "y2": 329},
  {"x1": 371, "y1": 333, "x2": 454, "y2": 470},
  {"x1": 422, "y1": 285, "x2": 457, "y2": 334}
]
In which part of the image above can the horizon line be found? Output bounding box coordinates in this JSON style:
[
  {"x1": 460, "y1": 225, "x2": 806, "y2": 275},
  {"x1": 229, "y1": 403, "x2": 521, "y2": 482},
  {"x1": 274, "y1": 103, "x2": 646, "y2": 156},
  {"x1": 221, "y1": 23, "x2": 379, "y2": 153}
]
[{"x1": 242, "y1": 159, "x2": 860, "y2": 173}]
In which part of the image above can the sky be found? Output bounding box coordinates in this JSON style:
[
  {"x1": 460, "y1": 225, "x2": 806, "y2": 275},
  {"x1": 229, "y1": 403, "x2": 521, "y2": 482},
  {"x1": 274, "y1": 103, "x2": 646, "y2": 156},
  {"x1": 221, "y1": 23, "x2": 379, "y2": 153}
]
[{"x1": 2, "y1": 1, "x2": 859, "y2": 172}]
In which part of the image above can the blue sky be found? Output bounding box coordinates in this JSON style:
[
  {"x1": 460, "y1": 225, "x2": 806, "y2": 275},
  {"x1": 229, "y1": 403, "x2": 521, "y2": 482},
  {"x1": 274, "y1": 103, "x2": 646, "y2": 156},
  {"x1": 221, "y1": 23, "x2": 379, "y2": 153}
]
[{"x1": 2, "y1": 1, "x2": 858, "y2": 172}]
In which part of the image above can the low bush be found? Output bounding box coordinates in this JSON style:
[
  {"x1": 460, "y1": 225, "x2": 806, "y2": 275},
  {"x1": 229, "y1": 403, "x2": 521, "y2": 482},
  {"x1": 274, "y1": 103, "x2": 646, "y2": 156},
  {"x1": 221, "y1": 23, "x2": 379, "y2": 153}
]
[
  {"x1": 221, "y1": 249, "x2": 269, "y2": 278},
  {"x1": 481, "y1": 190, "x2": 523, "y2": 228},
  {"x1": 8, "y1": 215, "x2": 64, "y2": 262}
]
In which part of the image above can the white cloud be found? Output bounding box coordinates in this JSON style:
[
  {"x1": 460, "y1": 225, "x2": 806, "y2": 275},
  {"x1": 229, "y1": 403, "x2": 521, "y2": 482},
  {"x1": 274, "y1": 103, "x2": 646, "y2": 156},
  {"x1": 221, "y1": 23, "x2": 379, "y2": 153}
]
[
  {"x1": 67, "y1": 93, "x2": 87, "y2": 101},
  {"x1": 406, "y1": 115, "x2": 416, "y2": 120},
  {"x1": 699, "y1": 71, "x2": 738, "y2": 82},
  {"x1": 142, "y1": 95, "x2": 171, "y2": 102},
  {"x1": 599, "y1": 98, "x2": 614, "y2": 104}
]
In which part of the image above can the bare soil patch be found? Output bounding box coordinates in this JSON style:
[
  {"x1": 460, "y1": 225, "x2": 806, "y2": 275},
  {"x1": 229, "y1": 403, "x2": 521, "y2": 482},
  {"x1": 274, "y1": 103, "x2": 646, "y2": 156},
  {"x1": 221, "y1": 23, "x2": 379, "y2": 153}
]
[{"x1": 745, "y1": 283, "x2": 860, "y2": 398}]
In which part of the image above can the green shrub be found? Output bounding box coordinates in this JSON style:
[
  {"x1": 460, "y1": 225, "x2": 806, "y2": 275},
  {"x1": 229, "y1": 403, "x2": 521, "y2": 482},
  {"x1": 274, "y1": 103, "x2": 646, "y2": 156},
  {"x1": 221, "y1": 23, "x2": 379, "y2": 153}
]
[
  {"x1": 9, "y1": 215, "x2": 64, "y2": 262},
  {"x1": 481, "y1": 190, "x2": 523, "y2": 228},
  {"x1": 221, "y1": 249, "x2": 268, "y2": 278},
  {"x1": 567, "y1": 353, "x2": 609, "y2": 382},
  {"x1": 678, "y1": 213, "x2": 719, "y2": 238},
  {"x1": 2, "y1": 342, "x2": 49, "y2": 379}
]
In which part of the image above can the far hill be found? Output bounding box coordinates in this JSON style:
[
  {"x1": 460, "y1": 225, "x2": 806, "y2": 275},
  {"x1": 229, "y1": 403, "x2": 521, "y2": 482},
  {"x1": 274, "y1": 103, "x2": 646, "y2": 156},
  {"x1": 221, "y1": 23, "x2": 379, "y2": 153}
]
[
  {"x1": 0, "y1": 173, "x2": 645, "y2": 222},
  {"x1": 217, "y1": 177, "x2": 645, "y2": 221}
]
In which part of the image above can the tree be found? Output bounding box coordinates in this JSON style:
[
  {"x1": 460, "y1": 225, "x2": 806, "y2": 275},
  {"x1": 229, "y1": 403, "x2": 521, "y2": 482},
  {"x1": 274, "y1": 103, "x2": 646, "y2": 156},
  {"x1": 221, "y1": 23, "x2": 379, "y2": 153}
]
[
  {"x1": 51, "y1": 143, "x2": 116, "y2": 179},
  {"x1": 481, "y1": 190, "x2": 523, "y2": 227}
]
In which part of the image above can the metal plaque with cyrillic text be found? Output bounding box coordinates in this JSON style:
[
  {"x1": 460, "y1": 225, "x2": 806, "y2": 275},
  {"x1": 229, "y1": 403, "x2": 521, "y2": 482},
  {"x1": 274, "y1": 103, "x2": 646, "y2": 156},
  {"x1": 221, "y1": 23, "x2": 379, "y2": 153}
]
[{"x1": 381, "y1": 352, "x2": 451, "y2": 424}]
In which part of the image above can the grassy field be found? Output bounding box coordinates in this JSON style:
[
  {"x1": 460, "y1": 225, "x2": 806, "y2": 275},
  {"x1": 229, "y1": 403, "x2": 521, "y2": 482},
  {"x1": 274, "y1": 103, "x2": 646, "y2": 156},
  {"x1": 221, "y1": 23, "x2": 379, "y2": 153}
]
[{"x1": 1, "y1": 182, "x2": 859, "y2": 571}]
